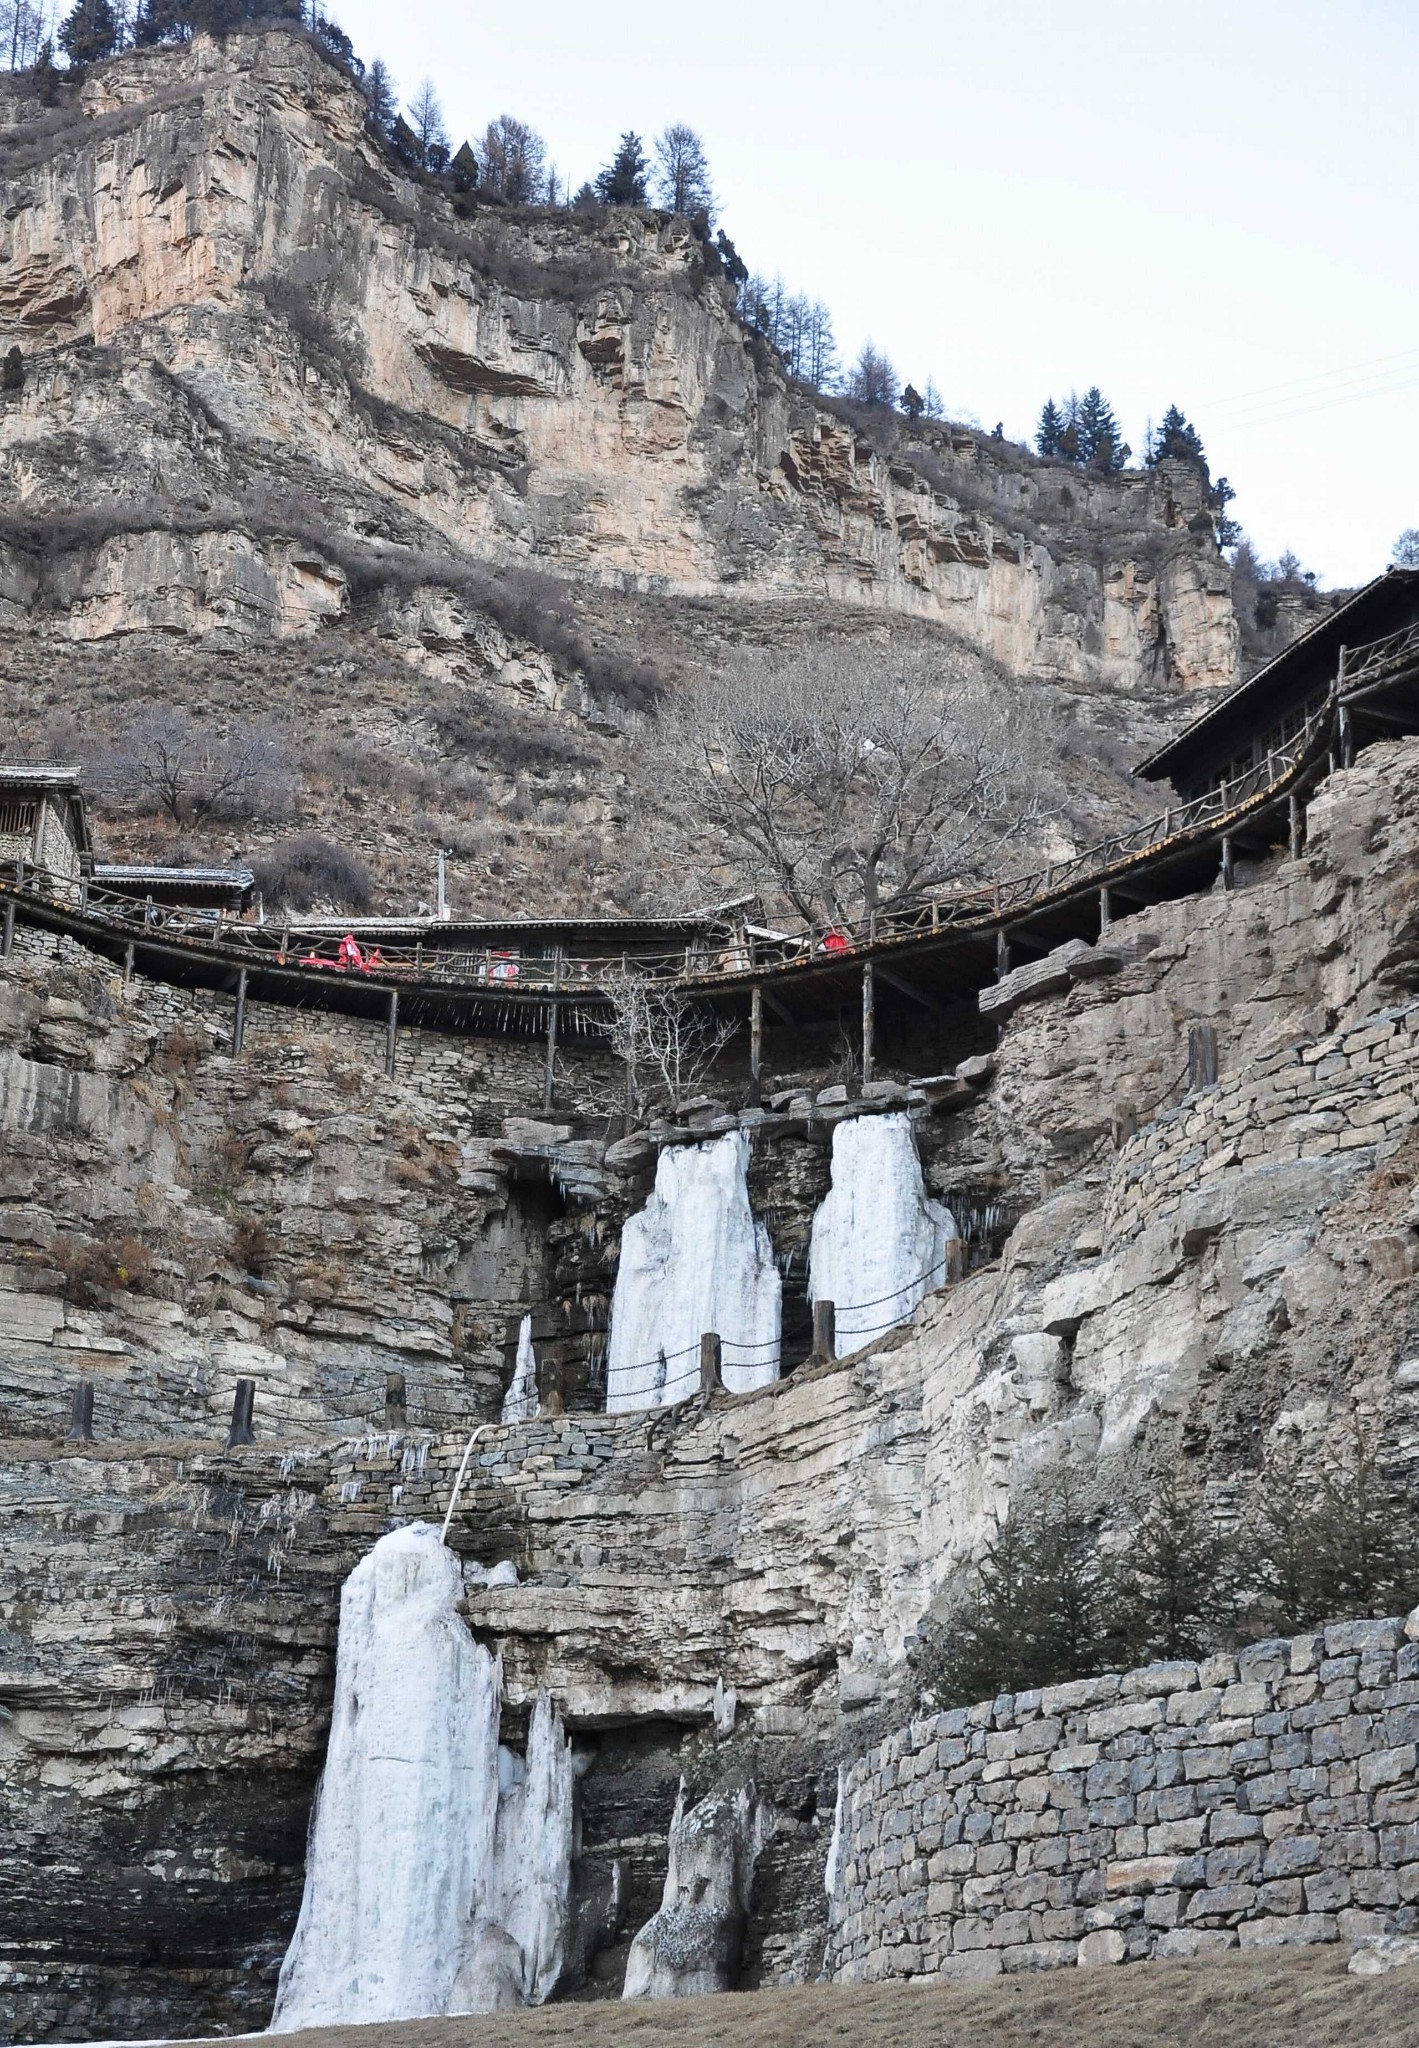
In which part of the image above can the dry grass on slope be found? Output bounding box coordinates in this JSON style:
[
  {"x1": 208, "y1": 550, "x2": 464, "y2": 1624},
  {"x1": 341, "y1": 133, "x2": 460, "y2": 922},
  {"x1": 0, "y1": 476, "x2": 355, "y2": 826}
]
[{"x1": 269, "y1": 1947, "x2": 1412, "y2": 2048}]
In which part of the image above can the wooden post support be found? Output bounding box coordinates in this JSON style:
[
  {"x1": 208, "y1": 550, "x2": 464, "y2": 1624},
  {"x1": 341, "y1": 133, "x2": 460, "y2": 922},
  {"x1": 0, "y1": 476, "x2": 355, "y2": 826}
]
[
  {"x1": 232, "y1": 968, "x2": 248, "y2": 1057},
  {"x1": 543, "y1": 1000, "x2": 559, "y2": 1114},
  {"x1": 385, "y1": 988, "x2": 399, "y2": 1079},
  {"x1": 1188, "y1": 1024, "x2": 1219, "y2": 1091},
  {"x1": 812, "y1": 1299, "x2": 836, "y2": 1365},
  {"x1": 226, "y1": 1378, "x2": 256, "y2": 1449},
  {"x1": 996, "y1": 928, "x2": 1011, "y2": 977},
  {"x1": 67, "y1": 1379, "x2": 95, "y2": 1443},
  {"x1": 384, "y1": 1372, "x2": 407, "y2": 1426},
  {"x1": 1099, "y1": 885, "x2": 1113, "y2": 932},
  {"x1": 538, "y1": 1354, "x2": 565, "y2": 1419},
  {"x1": 1339, "y1": 700, "x2": 1354, "y2": 770},
  {"x1": 1, "y1": 898, "x2": 14, "y2": 958},
  {"x1": 945, "y1": 1239, "x2": 966, "y2": 1285},
  {"x1": 1220, "y1": 835, "x2": 1235, "y2": 892},
  {"x1": 749, "y1": 985, "x2": 763, "y2": 1108},
  {"x1": 1289, "y1": 791, "x2": 1304, "y2": 860},
  {"x1": 122, "y1": 939, "x2": 135, "y2": 986},
  {"x1": 861, "y1": 962, "x2": 875, "y2": 1086},
  {"x1": 699, "y1": 1331, "x2": 722, "y2": 1396}
]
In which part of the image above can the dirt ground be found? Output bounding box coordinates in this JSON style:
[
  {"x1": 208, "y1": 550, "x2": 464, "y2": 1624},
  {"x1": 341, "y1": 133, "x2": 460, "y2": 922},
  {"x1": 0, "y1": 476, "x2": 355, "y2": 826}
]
[{"x1": 263, "y1": 1947, "x2": 1414, "y2": 2048}]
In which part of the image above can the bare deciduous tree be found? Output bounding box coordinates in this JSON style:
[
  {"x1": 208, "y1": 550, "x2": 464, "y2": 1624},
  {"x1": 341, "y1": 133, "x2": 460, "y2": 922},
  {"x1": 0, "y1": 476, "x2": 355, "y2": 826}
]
[
  {"x1": 107, "y1": 708, "x2": 292, "y2": 826},
  {"x1": 595, "y1": 971, "x2": 738, "y2": 1120},
  {"x1": 652, "y1": 123, "x2": 714, "y2": 220},
  {"x1": 479, "y1": 114, "x2": 548, "y2": 203},
  {"x1": 638, "y1": 642, "x2": 1049, "y2": 928},
  {"x1": 407, "y1": 79, "x2": 448, "y2": 170}
]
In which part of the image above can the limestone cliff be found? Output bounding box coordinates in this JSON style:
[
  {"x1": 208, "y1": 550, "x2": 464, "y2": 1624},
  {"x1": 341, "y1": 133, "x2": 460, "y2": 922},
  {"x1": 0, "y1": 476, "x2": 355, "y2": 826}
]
[{"x1": 0, "y1": 31, "x2": 1235, "y2": 696}]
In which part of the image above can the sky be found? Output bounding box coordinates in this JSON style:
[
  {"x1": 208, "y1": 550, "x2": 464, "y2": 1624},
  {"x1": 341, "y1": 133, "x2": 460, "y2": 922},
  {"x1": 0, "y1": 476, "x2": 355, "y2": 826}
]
[{"x1": 330, "y1": 0, "x2": 1418, "y2": 589}]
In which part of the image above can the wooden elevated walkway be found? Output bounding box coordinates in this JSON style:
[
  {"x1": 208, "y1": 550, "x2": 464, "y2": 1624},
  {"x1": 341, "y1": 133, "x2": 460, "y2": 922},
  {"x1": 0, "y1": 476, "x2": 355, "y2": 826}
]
[{"x1": 3, "y1": 623, "x2": 1416, "y2": 1071}]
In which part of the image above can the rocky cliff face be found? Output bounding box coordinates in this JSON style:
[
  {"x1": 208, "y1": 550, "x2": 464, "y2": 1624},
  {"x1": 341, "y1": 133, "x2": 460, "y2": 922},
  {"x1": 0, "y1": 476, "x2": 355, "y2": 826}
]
[
  {"x1": 3, "y1": 743, "x2": 1418, "y2": 2038},
  {"x1": 0, "y1": 31, "x2": 1235, "y2": 696}
]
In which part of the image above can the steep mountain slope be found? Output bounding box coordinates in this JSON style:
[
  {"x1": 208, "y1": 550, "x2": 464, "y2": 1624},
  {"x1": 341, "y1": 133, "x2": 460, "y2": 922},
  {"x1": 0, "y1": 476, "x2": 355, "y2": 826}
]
[{"x1": 0, "y1": 29, "x2": 1238, "y2": 910}]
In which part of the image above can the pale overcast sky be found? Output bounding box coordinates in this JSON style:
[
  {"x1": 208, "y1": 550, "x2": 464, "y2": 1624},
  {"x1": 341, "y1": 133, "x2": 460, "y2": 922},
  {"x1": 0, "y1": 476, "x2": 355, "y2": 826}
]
[{"x1": 331, "y1": 0, "x2": 1417, "y2": 589}]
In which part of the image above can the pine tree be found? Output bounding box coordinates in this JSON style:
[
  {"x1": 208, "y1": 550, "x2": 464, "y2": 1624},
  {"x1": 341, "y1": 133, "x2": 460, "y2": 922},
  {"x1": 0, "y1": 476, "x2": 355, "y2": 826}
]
[
  {"x1": 1074, "y1": 386, "x2": 1129, "y2": 470},
  {"x1": 59, "y1": 0, "x2": 120, "y2": 64},
  {"x1": 1106, "y1": 1471, "x2": 1238, "y2": 1665},
  {"x1": 652, "y1": 123, "x2": 713, "y2": 220},
  {"x1": 847, "y1": 342, "x2": 898, "y2": 410},
  {"x1": 362, "y1": 58, "x2": 397, "y2": 136},
  {"x1": 1036, "y1": 397, "x2": 1065, "y2": 458},
  {"x1": 921, "y1": 378, "x2": 945, "y2": 419},
  {"x1": 1148, "y1": 402, "x2": 1206, "y2": 469},
  {"x1": 450, "y1": 141, "x2": 478, "y2": 193},
  {"x1": 901, "y1": 383, "x2": 924, "y2": 420},
  {"x1": 595, "y1": 131, "x2": 649, "y2": 206}
]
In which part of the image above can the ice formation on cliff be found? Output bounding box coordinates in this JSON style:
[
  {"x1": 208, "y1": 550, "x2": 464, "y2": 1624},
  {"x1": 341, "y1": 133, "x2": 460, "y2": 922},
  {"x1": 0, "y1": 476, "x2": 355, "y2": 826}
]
[
  {"x1": 808, "y1": 1112, "x2": 957, "y2": 1350},
  {"x1": 623, "y1": 1780, "x2": 774, "y2": 1999},
  {"x1": 270, "y1": 1523, "x2": 573, "y2": 2029},
  {"x1": 501, "y1": 1313, "x2": 540, "y2": 1424},
  {"x1": 606, "y1": 1131, "x2": 781, "y2": 1412}
]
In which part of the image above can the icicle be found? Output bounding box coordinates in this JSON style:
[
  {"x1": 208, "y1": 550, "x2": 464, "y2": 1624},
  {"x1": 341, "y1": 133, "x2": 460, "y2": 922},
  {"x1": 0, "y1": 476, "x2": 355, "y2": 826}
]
[
  {"x1": 808, "y1": 1112, "x2": 957, "y2": 1348},
  {"x1": 605, "y1": 1132, "x2": 780, "y2": 1414},
  {"x1": 270, "y1": 1525, "x2": 577, "y2": 2030},
  {"x1": 501, "y1": 1315, "x2": 540, "y2": 1425}
]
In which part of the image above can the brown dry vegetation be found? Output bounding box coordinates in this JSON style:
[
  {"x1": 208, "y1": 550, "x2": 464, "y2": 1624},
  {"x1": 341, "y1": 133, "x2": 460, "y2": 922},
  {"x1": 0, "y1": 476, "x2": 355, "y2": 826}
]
[{"x1": 246, "y1": 1949, "x2": 1413, "y2": 2048}]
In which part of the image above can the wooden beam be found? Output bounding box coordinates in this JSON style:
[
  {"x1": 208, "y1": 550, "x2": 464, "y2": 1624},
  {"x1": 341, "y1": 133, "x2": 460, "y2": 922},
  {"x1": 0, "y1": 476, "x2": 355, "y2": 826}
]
[
  {"x1": 385, "y1": 988, "x2": 399, "y2": 1078},
  {"x1": 232, "y1": 968, "x2": 248, "y2": 1057},
  {"x1": 874, "y1": 962, "x2": 945, "y2": 1018},
  {"x1": 542, "y1": 1000, "x2": 558, "y2": 1113},
  {"x1": 760, "y1": 986, "x2": 795, "y2": 1028}
]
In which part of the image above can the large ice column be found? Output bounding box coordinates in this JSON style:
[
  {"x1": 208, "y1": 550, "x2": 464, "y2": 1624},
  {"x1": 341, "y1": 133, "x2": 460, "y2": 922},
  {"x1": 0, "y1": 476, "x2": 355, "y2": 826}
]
[
  {"x1": 807, "y1": 1111, "x2": 957, "y2": 1351},
  {"x1": 606, "y1": 1131, "x2": 781, "y2": 1412},
  {"x1": 623, "y1": 1781, "x2": 774, "y2": 1999},
  {"x1": 501, "y1": 1314, "x2": 540, "y2": 1424},
  {"x1": 270, "y1": 1524, "x2": 575, "y2": 2031}
]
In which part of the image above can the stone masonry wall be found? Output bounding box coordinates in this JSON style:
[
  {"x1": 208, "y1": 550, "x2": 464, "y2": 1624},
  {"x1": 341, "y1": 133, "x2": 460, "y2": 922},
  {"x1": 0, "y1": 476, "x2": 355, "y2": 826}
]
[
  {"x1": 827, "y1": 1615, "x2": 1419, "y2": 1982},
  {"x1": 1103, "y1": 1001, "x2": 1419, "y2": 1246}
]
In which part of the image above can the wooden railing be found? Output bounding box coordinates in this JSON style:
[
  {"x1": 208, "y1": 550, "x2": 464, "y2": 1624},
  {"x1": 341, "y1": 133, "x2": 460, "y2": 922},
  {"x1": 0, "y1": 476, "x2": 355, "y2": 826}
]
[{"x1": 0, "y1": 702, "x2": 1331, "y2": 1003}]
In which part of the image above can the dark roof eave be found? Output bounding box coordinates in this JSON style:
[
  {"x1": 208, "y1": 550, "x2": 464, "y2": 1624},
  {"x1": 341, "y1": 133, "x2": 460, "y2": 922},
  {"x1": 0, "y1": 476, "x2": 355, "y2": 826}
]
[{"x1": 1137, "y1": 568, "x2": 1419, "y2": 781}]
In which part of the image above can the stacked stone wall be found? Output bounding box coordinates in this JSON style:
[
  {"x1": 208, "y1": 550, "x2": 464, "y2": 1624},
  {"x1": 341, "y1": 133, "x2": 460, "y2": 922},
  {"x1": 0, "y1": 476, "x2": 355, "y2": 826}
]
[
  {"x1": 827, "y1": 1619, "x2": 1419, "y2": 1981},
  {"x1": 1105, "y1": 1002, "x2": 1419, "y2": 1245}
]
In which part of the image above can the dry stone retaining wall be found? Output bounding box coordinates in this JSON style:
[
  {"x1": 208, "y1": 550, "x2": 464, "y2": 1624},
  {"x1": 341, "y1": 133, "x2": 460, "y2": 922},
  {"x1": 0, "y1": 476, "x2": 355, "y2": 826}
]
[
  {"x1": 827, "y1": 1616, "x2": 1419, "y2": 1981},
  {"x1": 1104, "y1": 1001, "x2": 1419, "y2": 1245}
]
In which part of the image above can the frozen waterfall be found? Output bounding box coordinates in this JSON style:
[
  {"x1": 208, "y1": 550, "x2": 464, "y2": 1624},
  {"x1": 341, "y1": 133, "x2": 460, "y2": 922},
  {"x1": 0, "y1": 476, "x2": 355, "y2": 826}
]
[
  {"x1": 605, "y1": 1131, "x2": 781, "y2": 1412},
  {"x1": 501, "y1": 1313, "x2": 540, "y2": 1424},
  {"x1": 269, "y1": 1523, "x2": 574, "y2": 2030},
  {"x1": 808, "y1": 1112, "x2": 957, "y2": 1351}
]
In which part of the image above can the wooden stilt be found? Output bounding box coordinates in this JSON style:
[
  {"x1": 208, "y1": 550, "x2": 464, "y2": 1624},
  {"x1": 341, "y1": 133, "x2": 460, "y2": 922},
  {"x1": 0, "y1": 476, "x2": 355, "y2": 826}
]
[
  {"x1": 1188, "y1": 1024, "x2": 1219, "y2": 1090},
  {"x1": 543, "y1": 1000, "x2": 559, "y2": 1113},
  {"x1": 122, "y1": 939, "x2": 134, "y2": 986},
  {"x1": 232, "y1": 968, "x2": 248, "y2": 1056},
  {"x1": 861, "y1": 962, "x2": 875, "y2": 1086},
  {"x1": 812, "y1": 1299, "x2": 836, "y2": 1364},
  {"x1": 1099, "y1": 885, "x2": 1113, "y2": 932},
  {"x1": 1289, "y1": 791, "x2": 1303, "y2": 860},
  {"x1": 996, "y1": 928, "x2": 1011, "y2": 977},
  {"x1": 226, "y1": 1378, "x2": 256, "y2": 1449},
  {"x1": 1220, "y1": 835, "x2": 1235, "y2": 891},
  {"x1": 749, "y1": 985, "x2": 763, "y2": 1107},
  {"x1": 1, "y1": 899, "x2": 14, "y2": 958},
  {"x1": 385, "y1": 989, "x2": 399, "y2": 1078}
]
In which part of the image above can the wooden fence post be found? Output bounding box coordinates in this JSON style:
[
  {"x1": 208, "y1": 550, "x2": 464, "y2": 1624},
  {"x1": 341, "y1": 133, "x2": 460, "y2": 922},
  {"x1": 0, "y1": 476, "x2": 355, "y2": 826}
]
[
  {"x1": 384, "y1": 1372, "x2": 407, "y2": 1427},
  {"x1": 700, "y1": 1331, "x2": 722, "y2": 1396},
  {"x1": 67, "y1": 1380, "x2": 95, "y2": 1442},
  {"x1": 1188, "y1": 1025, "x2": 1219, "y2": 1091},
  {"x1": 812, "y1": 1299, "x2": 836, "y2": 1364},
  {"x1": 226, "y1": 1378, "x2": 256, "y2": 1449}
]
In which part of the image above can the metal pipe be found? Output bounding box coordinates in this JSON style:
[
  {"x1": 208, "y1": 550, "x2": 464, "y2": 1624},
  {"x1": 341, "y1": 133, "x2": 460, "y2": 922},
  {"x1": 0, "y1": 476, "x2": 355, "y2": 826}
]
[{"x1": 440, "y1": 1423, "x2": 494, "y2": 1543}]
